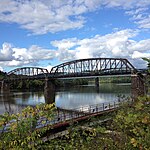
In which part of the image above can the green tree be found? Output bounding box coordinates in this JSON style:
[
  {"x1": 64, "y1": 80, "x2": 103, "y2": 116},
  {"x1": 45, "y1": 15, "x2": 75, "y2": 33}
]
[{"x1": 142, "y1": 57, "x2": 150, "y2": 73}]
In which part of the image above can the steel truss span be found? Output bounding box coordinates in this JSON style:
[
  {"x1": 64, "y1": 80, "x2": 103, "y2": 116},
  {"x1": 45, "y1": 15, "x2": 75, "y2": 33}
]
[
  {"x1": 7, "y1": 67, "x2": 49, "y2": 79},
  {"x1": 50, "y1": 58, "x2": 137, "y2": 78}
]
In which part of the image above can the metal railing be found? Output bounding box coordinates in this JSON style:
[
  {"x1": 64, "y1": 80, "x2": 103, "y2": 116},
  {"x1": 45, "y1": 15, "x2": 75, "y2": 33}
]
[
  {"x1": 36, "y1": 101, "x2": 122, "y2": 129},
  {"x1": 0, "y1": 100, "x2": 132, "y2": 132}
]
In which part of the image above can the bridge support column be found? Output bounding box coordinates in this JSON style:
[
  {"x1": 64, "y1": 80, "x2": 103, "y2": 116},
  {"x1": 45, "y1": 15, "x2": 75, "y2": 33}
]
[
  {"x1": 131, "y1": 73, "x2": 147, "y2": 99},
  {"x1": 44, "y1": 78, "x2": 55, "y2": 104},
  {"x1": 0, "y1": 80, "x2": 10, "y2": 93},
  {"x1": 95, "y1": 77, "x2": 99, "y2": 88}
]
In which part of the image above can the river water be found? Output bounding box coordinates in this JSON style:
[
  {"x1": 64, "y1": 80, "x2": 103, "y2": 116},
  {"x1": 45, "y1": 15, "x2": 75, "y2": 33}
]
[{"x1": 0, "y1": 83, "x2": 131, "y2": 114}]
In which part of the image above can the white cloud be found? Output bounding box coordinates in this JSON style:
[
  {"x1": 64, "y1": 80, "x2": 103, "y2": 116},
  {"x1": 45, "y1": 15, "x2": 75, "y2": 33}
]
[
  {"x1": 132, "y1": 51, "x2": 150, "y2": 59},
  {"x1": 128, "y1": 39, "x2": 150, "y2": 51},
  {"x1": 51, "y1": 29, "x2": 138, "y2": 59},
  {"x1": 0, "y1": 43, "x2": 14, "y2": 61},
  {"x1": 0, "y1": 43, "x2": 55, "y2": 68},
  {"x1": 0, "y1": 29, "x2": 150, "y2": 70},
  {"x1": 0, "y1": 66, "x2": 3, "y2": 71},
  {"x1": 0, "y1": 0, "x2": 101, "y2": 34},
  {"x1": 45, "y1": 65, "x2": 53, "y2": 72},
  {"x1": 51, "y1": 38, "x2": 78, "y2": 49},
  {"x1": 50, "y1": 29, "x2": 150, "y2": 68},
  {"x1": 0, "y1": 0, "x2": 150, "y2": 35},
  {"x1": 102, "y1": 0, "x2": 150, "y2": 29}
]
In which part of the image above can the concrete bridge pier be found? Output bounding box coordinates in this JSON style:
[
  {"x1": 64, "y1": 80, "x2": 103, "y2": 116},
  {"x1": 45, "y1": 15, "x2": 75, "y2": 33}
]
[
  {"x1": 131, "y1": 73, "x2": 147, "y2": 99},
  {"x1": 0, "y1": 80, "x2": 10, "y2": 93},
  {"x1": 95, "y1": 77, "x2": 99, "y2": 88},
  {"x1": 44, "y1": 78, "x2": 55, "y2": 104}
]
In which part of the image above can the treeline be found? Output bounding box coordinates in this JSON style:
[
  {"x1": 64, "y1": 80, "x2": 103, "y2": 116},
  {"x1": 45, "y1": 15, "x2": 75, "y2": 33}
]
[
  {"x1": 9, "y1": 78, "x2": 88, "y2": 90},
  {"x1": 61, "y1": 78, "x2": 88, "y2": 87},
  {"x1": 6, "y1": 76, "x2": 131, "y2": 90},
  {"x1": 0, "y1": 70, "x2": 7, "y2": 80},
  {"x1": 100, "y1": 76, "x2": 131, "y2": 83},
  {"x1": 10, "y1": 80, "x2": 45, "y2": 90}
]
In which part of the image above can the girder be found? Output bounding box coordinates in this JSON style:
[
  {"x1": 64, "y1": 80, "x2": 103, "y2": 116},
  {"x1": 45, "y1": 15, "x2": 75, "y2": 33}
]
[
  {"x1": 6, "y1": 58, "x2": 138, "y2": 80},
  {"x1": 7, "y1": 67, "x2": 49, "y2": 79},
  {"x1": 50, "y1": 58, "x2": 137, "y2": 78}
]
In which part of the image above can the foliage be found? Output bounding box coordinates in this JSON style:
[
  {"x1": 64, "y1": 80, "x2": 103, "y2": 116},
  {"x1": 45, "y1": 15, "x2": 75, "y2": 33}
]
[
  {"x1": 0, "y1": 71, "x2": 6, "y2": 80},
  {"x1": 112, "y1": 96, "x2": 150, "y2": 149},
  {"x1": 142, "y1": 57, "x2": 150, "y2": 72},
  {"x1": 0, "y1": 103, "x2": 55, "y2": 149},
  {"x1": 100, "y1": 76, "x2": 131, "y2": 83},
  {"x1": 142, "y1": 57, "x2": 150, "y2": 91},
  {"x1": 10, "y1": 79, "x2": 45, "y2": 89},
  {"x1": 0, "y1": 96, "x2": 150, "y2": 149},
  {"x1": 9, "y1": 78, "x2": 88, "y2": 90},
  {"x1": 62, "y1": 78, "x2": 88, "y2": 87},
  {"x1": 47, "y1": 96, "x2": 150, "y2": 150}
]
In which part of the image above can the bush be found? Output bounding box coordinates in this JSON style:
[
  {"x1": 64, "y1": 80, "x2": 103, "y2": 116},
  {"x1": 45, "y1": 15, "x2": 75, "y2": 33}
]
[{"x1": 0, "y1": 103, "x2": 55, "y2": 149}]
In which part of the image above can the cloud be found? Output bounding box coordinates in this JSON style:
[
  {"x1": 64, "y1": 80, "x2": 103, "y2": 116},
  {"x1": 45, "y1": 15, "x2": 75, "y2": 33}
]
[
  {"x1": 51, "y1": 30, "x2": 136, "y2": 61},
  {"x1": 0, "y1": 29, "x2": 149, "y2": 70},
  {"x1": 103, "y1": 0, "x2": 150, "y2": 29},
  {"x1": 0, "y1": 43, "x2": 55, "y2": 68},
  {"x1": 0, "y1": 43, "x2": 14, "y2": 61},
  {"x1": 132, "y1": 51, "x2": 150, "y2": 59},
  {"x1": 50, "y1": 29, "x2": 149, "y2": 68},
  {"x1": 0, "y1": 0, "x2": 101, "y2": 34},
  {"x1": 0, "y1": 66, "x2": 3, "y2": 71},
  {"x1": 45, "y1": 65, "x2": 53, "y2": 72},
  {"x1": 0, "y1": 0, "x2": 150, "y2": 35},
  {"x1": 126, "y1": 7, "x2": 150, "y2": 29}
]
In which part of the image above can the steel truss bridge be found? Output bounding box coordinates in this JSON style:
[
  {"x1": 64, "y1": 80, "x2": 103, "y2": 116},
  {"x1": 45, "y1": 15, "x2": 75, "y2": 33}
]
[
  {"x1": 6, "y1": 58, "x2": 138, "y2": 80},
  {"x1": 0, "y1": 58, "x2": 147, "y2": 123}
]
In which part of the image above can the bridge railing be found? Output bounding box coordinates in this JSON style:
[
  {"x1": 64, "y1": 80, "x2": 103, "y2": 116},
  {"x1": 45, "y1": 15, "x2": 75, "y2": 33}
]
[
  {"x1": 36, "y1": 99, "x2": 131, "y2": 129},
  {"x1": 0, "y1": 99, "x2": 133, "y2": 132}
]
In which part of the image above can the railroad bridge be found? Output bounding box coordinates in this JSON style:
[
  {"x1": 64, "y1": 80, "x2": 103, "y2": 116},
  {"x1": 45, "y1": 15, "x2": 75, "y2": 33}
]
[{"x1": 0, "y1": 58, "x2": 147, "y2": 101}]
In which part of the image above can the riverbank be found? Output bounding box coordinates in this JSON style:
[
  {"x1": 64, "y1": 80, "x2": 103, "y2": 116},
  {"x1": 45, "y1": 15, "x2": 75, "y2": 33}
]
[{"x1": 0, "y1": 95, "x2": 149, "y2": 149}]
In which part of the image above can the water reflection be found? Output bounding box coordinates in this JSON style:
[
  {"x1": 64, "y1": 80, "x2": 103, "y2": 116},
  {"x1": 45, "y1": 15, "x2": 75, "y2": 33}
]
[
  {"x1": 0, "y1": 91, "x2": 45, "y2": 114},
  {"x1": 55, "y1": 83, "x2": 131, "y2": 109},
  {"x1": 0, "y1": 83, "x2": 131, "y2": 114}
]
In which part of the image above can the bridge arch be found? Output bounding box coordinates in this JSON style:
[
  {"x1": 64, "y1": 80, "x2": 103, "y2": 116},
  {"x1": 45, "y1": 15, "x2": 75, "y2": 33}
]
[
  {"x1": 50, "y1": 58, "x2": 137, "y2": 78},
  {"x1": 7, "y1": 67, "x2": 49, "y2": 79}
]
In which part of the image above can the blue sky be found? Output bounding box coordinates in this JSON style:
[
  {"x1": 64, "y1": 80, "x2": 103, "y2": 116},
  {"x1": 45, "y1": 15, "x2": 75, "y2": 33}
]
[{"x1": 0, "y1": 0, "x2": 150, "y2": 72}]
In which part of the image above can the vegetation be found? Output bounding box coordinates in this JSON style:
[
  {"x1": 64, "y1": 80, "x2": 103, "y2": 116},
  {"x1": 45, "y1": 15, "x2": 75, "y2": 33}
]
[
  {"x1": 0, "y1": 96, "x2": 149, "y2": 149},
  {"x1": 0, "y1": 58, "x2": 149, "y2": 149},
  {"x1": 142, "y1": 58, "x2": 150, "y2": 72},
  {"x1": 46, "y1": 96, "x2": 150, "y2": 150},
  {"x1": 0, "y1": 103, "x2": 55, "y2": 149},
  {"x1": 62, "y1": 78, "x2": 88, "y2": 87},
  {"x1": 143, "y1": 57, "x2": 150, "y2": 91},
  {"x1": 99, "y1": 76, "x2": 131, "y2": 83},
  {"x1": 10, "y1": 79, "x2": 45, "y2": 90},
  {"x1": 0, "y1": 70, "x2": 6, "y2": 80},
  {"x1": 9, "y1": 78, "x2": 88, "y2": 90}
]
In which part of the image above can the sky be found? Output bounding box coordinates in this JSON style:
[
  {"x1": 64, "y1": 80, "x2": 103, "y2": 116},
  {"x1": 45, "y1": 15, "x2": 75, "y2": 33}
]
[{"x1": 0, "y1": 0, "x2": 150, "y2": 72}]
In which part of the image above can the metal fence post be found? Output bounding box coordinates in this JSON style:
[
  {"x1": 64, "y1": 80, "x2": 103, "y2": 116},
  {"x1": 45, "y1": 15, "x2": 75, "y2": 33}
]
[{"x1": 103, "y1": 103, "x2": 104, "y2": 110}]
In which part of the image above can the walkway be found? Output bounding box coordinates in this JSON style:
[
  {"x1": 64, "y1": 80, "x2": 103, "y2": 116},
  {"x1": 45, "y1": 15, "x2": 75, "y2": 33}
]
[{"x1": 36, "y1": 100, "x2": 122, "y2": 129}]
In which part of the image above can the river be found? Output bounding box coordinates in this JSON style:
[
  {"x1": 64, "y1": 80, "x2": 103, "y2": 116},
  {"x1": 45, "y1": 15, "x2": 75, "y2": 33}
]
[{"x1": 0, "y1": 83, "x2": 131, "y2": 114}]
